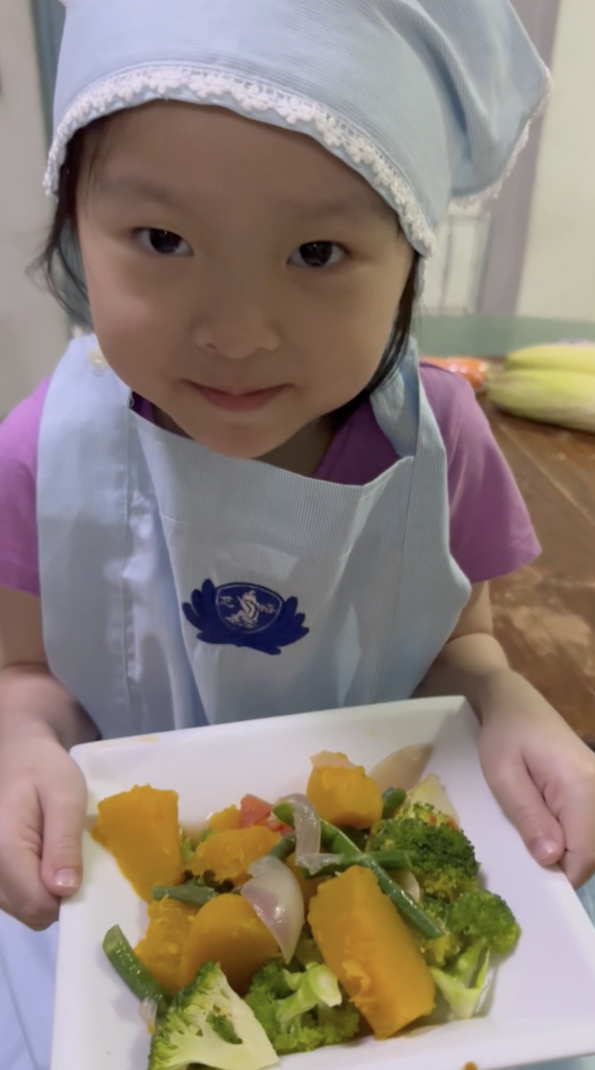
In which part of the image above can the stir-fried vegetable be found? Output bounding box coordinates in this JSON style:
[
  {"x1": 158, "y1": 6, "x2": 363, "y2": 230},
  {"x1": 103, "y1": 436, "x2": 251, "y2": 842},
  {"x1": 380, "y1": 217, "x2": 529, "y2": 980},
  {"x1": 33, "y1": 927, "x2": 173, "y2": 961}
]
[
  {"x1": 180, "y1": 894, "x2": 279, "y2": 995},
  {"x1": 94, "y1": 745, "x2": 521, "y2": 1068},
  {"x1": 369, "y1": 744, "x2": 433, "y2": 793},
  {"x1": 241, "y1": 856, "x2": 305, "y2": 964},
  {"x1": 272, "y1": 803, "x2": 441, "y2": 939},
  {"x1": 245, "y1": 959, "x2": 360, "y2": 1055},
  {"x1": 309, "y1": 866, "x2": 436, "y2": 1038},
  {"x1": 381, "y1": 786, "x2": 407, "y2": 819},
  {"x1": 102, "y1": 926, "x2": 171, "y2": 1017},
  {"x1": 282, "y1": 794, "x2": 321, "y2": 860},
  {"x1": 148, "y1": 961, "x2": 277, "y2": 1070},
  {"x1": 153, "y1": 882, "x2": 219, "y2": 907},
  {"x1": 92, "y1": 786, "x2": 185, "y2": 901},
  {"x1": 306, "y1": 762, "x2": 383, "y2": 829},
  {"x1": 367, "y1": 805, "x2": 479, "y2": 903}
]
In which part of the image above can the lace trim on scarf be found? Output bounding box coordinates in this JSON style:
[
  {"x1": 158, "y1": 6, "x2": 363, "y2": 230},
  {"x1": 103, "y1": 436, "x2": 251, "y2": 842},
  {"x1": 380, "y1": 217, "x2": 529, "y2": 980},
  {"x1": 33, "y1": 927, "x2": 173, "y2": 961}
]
[{"x1": 44, "y1": 66, "x2": 436, "y2": 255}]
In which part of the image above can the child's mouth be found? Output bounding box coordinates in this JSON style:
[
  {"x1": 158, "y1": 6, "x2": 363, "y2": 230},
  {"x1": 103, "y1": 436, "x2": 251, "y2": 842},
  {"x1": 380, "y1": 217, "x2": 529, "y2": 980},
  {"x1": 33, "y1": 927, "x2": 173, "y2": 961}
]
[{"x1": 186, "y1": 382, "x2": 286, "y2": 413}]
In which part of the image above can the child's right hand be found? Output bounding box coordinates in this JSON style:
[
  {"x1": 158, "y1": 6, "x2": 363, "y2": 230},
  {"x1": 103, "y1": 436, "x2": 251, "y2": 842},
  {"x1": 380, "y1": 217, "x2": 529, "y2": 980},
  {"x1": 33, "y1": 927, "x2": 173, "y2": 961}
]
[
  {"x1": 0, "y1": 726, "x2": 88, "y2": 930},
  {"x1": 0, "y1": 589, "x2": 96, "y2": 930}
]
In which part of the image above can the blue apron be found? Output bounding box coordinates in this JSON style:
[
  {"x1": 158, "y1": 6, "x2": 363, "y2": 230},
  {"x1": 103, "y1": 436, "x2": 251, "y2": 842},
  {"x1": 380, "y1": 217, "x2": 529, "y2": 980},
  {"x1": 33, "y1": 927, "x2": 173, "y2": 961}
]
[
  {"x1": 36, "y1": 335, "x2": 470, "y2": 735},
  {"x1": 0, "y1": 333, "x2": 593, "y2": 1068}
]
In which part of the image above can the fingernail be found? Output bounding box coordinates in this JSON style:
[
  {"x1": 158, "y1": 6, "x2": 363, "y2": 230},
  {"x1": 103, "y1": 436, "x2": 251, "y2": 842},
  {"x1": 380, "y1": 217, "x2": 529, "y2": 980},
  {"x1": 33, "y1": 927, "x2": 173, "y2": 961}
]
[
  {"x1": 533, "y1": 837, "x2": 560, "y2": 863},
  {"x1": 54, "y1": 868, "x2": 79, "y2": 890}
]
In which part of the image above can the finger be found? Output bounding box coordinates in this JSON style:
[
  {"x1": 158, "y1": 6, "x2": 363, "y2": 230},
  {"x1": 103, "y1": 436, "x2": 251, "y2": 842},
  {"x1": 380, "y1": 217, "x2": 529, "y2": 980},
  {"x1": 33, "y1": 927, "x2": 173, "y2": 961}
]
[
  {"x1": 487, "y1": 755, "x2": 565, "y2": 866},
  {"x1": 554, "y1": 770, "x2": 595, "y2": 888},
  {"x1": 0, "y1": 808, "x2": 60, "y2": 930},
  {"x1": 560, "y1": 849, "x2": 595, "y2": 890},
  {"x1": 39, "y1": 783, "x2": 87, "y2": 899}
]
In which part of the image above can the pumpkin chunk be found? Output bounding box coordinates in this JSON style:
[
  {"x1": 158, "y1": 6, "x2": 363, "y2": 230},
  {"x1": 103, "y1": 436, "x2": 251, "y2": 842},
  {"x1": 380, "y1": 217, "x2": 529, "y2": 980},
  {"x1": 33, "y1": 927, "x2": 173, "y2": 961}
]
[
  {"x1": 308, "y1": 865, "x2": 435, "y2": 1037},
  {"x1": 135, "y1": 897, "x2": 197, "y2": 994},
  {"x1": 306, "y1": 764, "x2": 383, "y2": 829},
  {"x1": 92, "y1": 785, "x2": 184, "y2": 901},
  {"x1": 180, "y1": 893, "x2": 278, "y2": 993},
  {"x1": 188, "y1": 825, "x2": 280, "y2": 885}
]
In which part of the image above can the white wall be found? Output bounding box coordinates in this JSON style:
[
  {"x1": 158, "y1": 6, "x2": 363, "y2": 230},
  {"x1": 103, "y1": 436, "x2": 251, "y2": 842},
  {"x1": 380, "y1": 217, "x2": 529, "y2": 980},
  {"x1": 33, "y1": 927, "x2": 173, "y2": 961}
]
[
  {"x1": 517, "y1": 0, "x2": 595, "y2": 322},
  {"x1": 0, "y1": 0, "x2": 68, "y2": 416}
]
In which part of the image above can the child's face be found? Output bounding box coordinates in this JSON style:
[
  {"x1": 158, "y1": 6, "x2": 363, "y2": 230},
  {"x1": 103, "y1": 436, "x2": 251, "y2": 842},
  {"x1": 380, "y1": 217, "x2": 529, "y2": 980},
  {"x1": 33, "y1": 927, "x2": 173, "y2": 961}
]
[{"x1": 77, "y1": 102, "x2": 413, "y2": 464}]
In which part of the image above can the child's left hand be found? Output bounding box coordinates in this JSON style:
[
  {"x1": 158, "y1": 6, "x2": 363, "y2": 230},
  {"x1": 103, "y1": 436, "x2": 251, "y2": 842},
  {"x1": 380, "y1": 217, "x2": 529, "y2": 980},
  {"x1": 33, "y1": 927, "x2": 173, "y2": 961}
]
[{"x1": 477, "y1": 669, "x2": 595, "y2": 888}]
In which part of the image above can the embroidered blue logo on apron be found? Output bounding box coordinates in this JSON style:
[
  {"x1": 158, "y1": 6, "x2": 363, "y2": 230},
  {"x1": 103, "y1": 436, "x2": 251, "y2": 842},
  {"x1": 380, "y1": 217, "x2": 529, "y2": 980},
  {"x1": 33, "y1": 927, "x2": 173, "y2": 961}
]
[{"x1": 182, "y1": 580, "x2": 309, "y2": 655}]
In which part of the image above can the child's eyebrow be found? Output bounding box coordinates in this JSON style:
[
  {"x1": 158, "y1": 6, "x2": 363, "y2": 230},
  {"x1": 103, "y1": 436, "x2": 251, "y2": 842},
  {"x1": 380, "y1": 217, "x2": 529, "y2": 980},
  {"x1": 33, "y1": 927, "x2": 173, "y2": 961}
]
[
  {"x1": 276, "y1": 192, "x2": 394, "y2": 225},
  {"x1": 95, "y1": 175, "x2": 186, "y2": 209},
  {"x1": 96, "y1": 175, "x2": 393, "y2": 225}
]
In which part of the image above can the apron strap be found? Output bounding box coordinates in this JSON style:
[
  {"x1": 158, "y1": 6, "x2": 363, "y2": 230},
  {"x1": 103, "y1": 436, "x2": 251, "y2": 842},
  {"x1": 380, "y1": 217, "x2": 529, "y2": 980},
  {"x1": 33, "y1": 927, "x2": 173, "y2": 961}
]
[{"x1": 37, "y1": 337, "x2": 133, "y2": 735}]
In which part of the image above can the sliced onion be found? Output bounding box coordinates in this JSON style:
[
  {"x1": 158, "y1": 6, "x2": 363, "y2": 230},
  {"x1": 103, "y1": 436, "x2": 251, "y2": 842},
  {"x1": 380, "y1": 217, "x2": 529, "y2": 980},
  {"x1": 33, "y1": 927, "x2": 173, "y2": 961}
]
[
  {"x1": 241, "y1": 855, "x2": 305, "y2": 963},
  {"x1": 296, "y1": 852, "x2": 344, "y2": 877},
  {"x1": 283, "y1": 793, "x2": 321, "y2": 859},
  {"x1": 369, "y1": 743, "x2": 433, "y2": 793},
  {"x1": 408, "y1": 774, "x2": 459, "y2": 824},
  {"x1": 139, "y1": 998, "x2": 158, "y2": 1034},
  {"x1": 393, "y1": 869, "x2": 421, "y2": 903},
  {"x1": 310, "y1": 751, "x2": 356, "y2": 769}
]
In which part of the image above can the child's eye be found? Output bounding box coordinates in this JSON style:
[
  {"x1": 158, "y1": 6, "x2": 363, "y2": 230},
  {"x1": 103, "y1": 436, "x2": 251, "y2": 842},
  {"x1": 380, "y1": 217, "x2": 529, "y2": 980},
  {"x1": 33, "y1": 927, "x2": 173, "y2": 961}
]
[
  {"x1": 289, "y1": 241, "x2": 345, "y2": 268},
  {"x1": 135, "y1": 228, "x2": 194, "y2": 257}
]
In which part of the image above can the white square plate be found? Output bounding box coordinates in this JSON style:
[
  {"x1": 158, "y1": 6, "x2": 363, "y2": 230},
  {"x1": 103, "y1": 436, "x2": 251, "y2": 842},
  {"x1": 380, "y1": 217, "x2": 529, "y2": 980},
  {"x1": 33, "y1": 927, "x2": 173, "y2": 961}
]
[{"x1": 52, "y1": 697, "x2": 595, "y2": 1070}]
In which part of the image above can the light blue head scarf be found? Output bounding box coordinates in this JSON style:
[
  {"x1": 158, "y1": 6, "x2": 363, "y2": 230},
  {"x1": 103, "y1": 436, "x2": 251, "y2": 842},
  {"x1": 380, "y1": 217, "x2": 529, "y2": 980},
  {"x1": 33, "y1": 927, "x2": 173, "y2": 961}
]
[{"x1": 47, "y1": 0, "x2": 548, "y2": 257}]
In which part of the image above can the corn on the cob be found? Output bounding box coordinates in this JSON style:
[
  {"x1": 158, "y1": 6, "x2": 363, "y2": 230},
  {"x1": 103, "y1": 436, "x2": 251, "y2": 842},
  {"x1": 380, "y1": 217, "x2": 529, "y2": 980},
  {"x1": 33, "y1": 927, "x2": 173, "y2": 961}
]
[
  {"x1": 487, "y1": 370, "x2": 595, "y2": 433},
  {"x1": 504, "y1": 343, "x2": 595, "y2": 376}
]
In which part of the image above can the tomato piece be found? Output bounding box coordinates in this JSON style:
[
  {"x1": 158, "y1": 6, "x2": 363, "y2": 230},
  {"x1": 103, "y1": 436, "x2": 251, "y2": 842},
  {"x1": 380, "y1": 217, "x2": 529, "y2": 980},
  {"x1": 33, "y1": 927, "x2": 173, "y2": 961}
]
[
  {"x1": 239, "y1": 794, "x2": 272, "y2": 828},
  {"x1": 264, "y1": 817, "x2": 293, "y2": 835}
]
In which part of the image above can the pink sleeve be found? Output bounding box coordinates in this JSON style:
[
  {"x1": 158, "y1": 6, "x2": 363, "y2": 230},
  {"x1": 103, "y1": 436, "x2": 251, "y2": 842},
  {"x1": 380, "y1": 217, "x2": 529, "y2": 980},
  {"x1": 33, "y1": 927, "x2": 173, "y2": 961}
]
[
  {"x1": 0, "y1": 381, "x2": 50, "y2": 596},
  {"x1": 420, "y1": 364, "x2": 541, "y2": 583}
]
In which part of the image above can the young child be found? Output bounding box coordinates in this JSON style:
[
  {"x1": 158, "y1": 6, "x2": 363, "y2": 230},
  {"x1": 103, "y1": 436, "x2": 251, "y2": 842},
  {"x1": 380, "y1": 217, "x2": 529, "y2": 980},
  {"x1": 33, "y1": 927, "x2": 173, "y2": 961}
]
[{"x1": 0, "y1": 1, "x2": 594, "y2": 1067}]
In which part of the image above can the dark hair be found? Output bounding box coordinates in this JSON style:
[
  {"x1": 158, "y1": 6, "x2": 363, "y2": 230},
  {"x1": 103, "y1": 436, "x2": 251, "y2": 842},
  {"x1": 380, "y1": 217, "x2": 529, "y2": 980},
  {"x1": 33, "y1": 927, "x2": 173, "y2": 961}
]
[
  {"x1": 366, "y1": 250, "x2": 419, "y2": 394},
  {"x1": 36, "y1": 120, "x2": 108, "y2": 328},
  {"x1": 38, "y1": 122, "x2": 421, "y2": 389}
]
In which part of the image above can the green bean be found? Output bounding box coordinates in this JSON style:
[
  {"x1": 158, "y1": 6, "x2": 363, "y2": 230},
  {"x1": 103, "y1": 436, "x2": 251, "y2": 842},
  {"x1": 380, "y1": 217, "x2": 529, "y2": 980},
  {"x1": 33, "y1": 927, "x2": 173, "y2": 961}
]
[
  {"x1": 360, "y1": 858, "x2": 442, "y2": 939},
  {"x1": 299, "y1": 849, "x2": 410, "y2": 878},
  {"x1": 180, "y1": 838, "x2": 195, "y2": 865},
  {"x1": 271, "y1": 802, "x2": 296, "y2": 829},
  {"x1": 268, "y1": 833, "x2": 297, "y2": 861},
  {"x1": 338, "y1": 827, "x2": 368, "y2": 851},
  {"x1": 368, "y1": 849, "x2": 411, "y2": 870},
  {"x1": 323, "y1": 824, "x2": 360, "y2": 855},
  {"x1": 102, "y1": 925, "x2": 171, "y2": 1016},
  {"x1": 272, "y1": 803, "x2": 438, "y2": 936},
  {"x1": 381, "y1": 786, "x2": 407, "y2": 819},
  {"x1": 272, "y1": 804, "x2": 360, "y2": 856},
  {"x1": 152, "y1": 883, "x2": 219, "y2": 906}
]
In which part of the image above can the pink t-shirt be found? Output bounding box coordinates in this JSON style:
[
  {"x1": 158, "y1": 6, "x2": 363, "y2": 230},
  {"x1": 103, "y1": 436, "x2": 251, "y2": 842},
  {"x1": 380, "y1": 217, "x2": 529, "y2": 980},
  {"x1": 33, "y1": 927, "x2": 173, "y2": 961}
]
[{"x1": 0, "y1": 363, "x2": 539, "y2": 596}]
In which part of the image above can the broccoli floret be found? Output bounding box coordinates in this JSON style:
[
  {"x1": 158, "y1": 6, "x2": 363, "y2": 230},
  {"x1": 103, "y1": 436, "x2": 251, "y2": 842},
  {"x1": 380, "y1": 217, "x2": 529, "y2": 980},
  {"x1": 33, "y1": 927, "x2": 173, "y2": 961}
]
[
  {"x1": 293, "y1": 928, "x2": 324, "y2": 968},
  {"x1": 276, "y1": 962, "x2": 342, "y2": 1025},
  {"x1": 245, "y1": 958, "x2": 360, "y2": 1056},
  {"x1": 414, "y1": 896, "x2": 463, "y2": 966},
  {"x1": 407, "y1": 801, "x2": 457, "y2": 827},
  {"x1": 416, "y1": 889, "x2": 520, "y2": 967},
  {"x1": 430, "y1": 943, "x2": 492, "y2": 1021},
  {"x1": 148, "y1": 960, "x2": 278, "y2": 1070},
  {"x1": 448, "y1": 889, "x2": 521, "y2": 956},
  {"x1": 367, "y1": 814, "x2": 479, "y2": 902},
  {"x1": 426, "y1": 892, "x2": 520, "y2": 1021},
  {"x1": 413, "y1": 888, "x2": 521, "y2": 1023}
]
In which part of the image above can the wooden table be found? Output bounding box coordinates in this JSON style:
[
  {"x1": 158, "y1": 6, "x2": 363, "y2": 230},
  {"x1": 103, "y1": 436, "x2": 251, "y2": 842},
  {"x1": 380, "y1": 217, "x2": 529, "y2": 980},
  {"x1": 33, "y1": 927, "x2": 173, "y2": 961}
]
[{"x1": 480, "y1": 398, "x2": 595, "y2": 740}]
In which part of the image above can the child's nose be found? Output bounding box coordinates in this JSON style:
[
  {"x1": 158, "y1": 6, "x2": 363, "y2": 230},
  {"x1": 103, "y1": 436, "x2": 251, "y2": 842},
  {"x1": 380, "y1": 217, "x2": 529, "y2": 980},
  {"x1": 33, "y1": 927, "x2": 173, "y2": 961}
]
[{"x1": 192, "y1": 292, "x2": 280, "y2": 361}]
